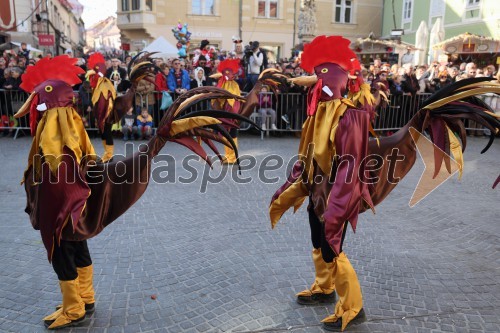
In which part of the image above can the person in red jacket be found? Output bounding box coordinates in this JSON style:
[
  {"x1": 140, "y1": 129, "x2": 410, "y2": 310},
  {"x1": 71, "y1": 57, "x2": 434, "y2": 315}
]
[{"x1": 154, "y1": 63, "x2": 170, "y2": 126}]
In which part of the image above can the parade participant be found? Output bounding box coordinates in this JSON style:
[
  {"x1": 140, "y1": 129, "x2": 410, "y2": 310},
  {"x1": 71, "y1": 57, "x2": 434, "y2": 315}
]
[
  {"x1": 85, "y1": 52, "x2": 117, "y2": 162},
  {"x1": 14, "y1": 55, "x2": 97, "y2": 329},
  {"x1": 210, "y1": 58, "x2": 243, "y2": 164},
  {"x1": 269, "y1": 35, "x2": 500, "y2": 332},
  {"x1": 198, "y1": 39, "x2": 214, "y2": 68},
  {"x1": 15, "y1": 55, "x2": 255, "y2": 330},
  {"x1": 269, "y1": 36, "x2": 374, "y2": 331}
]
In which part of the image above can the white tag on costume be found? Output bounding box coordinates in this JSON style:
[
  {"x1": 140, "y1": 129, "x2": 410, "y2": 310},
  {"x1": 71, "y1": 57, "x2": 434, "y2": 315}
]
[
  {"x1": 98, "y1": 72, "x2": 104, "y2": 77},
  {"x1": 36, "y1": 103, "x2": 47, "y2": 111},
  {"x1": 225, "y1": 76, "x2": 229, "y2": 81},
  {"x1": 322, "y1": 85, "x2": 333, "y2": 97}
]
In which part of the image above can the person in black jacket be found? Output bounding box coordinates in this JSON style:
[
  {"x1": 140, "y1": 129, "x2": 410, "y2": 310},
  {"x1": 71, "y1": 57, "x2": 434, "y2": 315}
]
[
  {"x1": 105, "y1": 58, "x2": 127, "y2": 92},
  {"x1": 401, "y1": 64, "x2": 418, "y2": 96},
  {"x1": 434, "y1": 70, "x2": 452, "y2": 91},
  {"x1": 190, "y1": 67, "x2": 208, "y2": 89}
]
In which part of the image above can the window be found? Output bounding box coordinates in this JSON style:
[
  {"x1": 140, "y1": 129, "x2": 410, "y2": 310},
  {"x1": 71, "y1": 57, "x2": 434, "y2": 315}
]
[
  {"x1": 334, "y1": 0, "x2": 352, "y2": 23},
  {"x1": 121, "y1": 0, "x2": 129, "y2": 11},
  {"x1": 464, "y1": 0, "x2": 480, "y2": 19},
  {"x1": 429, "y1": 0, "x2": 445, "y2": 17},
  {"x1": 192, "y1": 0, "x2": 215, "y2": 15},
  {"x1": 131, "y1": 0, "x2": 140, "y2": 11},
  {"x1": 402, "y1": 0, "x2": 412, "y2": 22},
  {"x1": 257, "y1": 0, "x2": 278, "y2": 18},
  {"x1": 146, "y1": 0, "x2": 152, "y2": 11}
]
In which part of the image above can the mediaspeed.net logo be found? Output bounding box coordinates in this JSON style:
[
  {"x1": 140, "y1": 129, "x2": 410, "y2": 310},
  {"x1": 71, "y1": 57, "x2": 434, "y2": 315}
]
[
  {"x1": 28, "y1": 128, "x2": 465, "y2": 202},
  {"x1": 408, "y1": 127, "x2": 461, "y2": 207}
]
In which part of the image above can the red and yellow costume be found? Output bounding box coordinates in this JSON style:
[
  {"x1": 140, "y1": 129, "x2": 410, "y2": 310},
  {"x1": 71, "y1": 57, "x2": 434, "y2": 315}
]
[
  {"x1": 14, "y1": 56, "x2": 96, "y2": 329},
  {"x1": 269, "y1": 36, "x2": 500, "y2": 332},
  {"x1": 211, "y1": 59, "x2": 242, "y2": 164},
  {"x1": 86, "y1": 52, "x2": 117, "y2": 162},
  {"x1": 16, "y1": 55, "x2": 257, "y2": 330}
]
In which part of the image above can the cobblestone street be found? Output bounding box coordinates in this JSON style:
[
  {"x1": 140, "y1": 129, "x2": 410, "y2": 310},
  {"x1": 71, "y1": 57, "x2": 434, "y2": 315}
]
[{"x1": 0, "y1": 134, "x2": 499, "y2": 333}]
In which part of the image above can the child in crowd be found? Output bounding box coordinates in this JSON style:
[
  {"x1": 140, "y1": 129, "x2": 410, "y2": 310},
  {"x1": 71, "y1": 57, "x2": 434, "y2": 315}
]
[
  {"x1": 258, "y1": 85, "x2": 277, "y2": 131},
  {"x1": 121, "y1": 107, "x2": 137, "y2": 140},
  {"x1": 136, "y1": 107, "x2": 153, "y2": 139}
]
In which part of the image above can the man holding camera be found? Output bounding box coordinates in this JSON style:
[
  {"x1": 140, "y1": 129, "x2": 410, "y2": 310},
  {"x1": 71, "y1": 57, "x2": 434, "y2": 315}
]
[{"x1": 246, "y1": 41, "x2": 266, "y2": 90}]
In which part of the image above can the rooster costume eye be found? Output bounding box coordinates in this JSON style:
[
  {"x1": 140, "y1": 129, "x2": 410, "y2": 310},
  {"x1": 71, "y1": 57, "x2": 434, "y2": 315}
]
[
  {"x1": 45, "y1": 85, "x2": 53, "y2": 92},
  {"x1": 321, "y1": 68, "x2": 328, "y2": 73}
]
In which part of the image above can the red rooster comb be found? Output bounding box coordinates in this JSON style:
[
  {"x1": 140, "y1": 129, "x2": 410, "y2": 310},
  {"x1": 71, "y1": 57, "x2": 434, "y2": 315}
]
[
  {"x1": 20, "y1": 56, "x2": 84, "y2": 93},
  {"x1": 350, "y1": 57, "x2": 362, "y2": 75},
  {"x1": 218, "y1": 59, "x2": 240, "y2": 74},
  {"x1": 301, "y1": 35, "x2": 358, "y2": 73},
  {"x1": 87, "y1": 52, "x2": 106, "y2": 70}
]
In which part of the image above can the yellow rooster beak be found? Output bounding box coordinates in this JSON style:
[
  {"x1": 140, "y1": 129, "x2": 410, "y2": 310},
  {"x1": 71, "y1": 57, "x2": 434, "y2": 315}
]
[
  {"x1": 289, "y1": 74, "x2": 318, "y2": 87},
  {"x1": 14, "y1": 92, "x2": 36, "y2": 118},
  {"x1": 209, "y1": 72, "x2": 222, "y2": 79},
  {"x1": 85, "y1": 69, "x2": 96, "y2": 80}
]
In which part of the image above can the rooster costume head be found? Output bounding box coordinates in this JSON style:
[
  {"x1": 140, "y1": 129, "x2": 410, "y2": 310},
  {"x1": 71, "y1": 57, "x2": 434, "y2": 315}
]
[
  {"x1": 14, "y1": 55, "x2": 84, "y2": 135},
  {"x1": 85, "y1": 52, "x2": 106, "y2": 88},
  {"x1": 210, "y1": 59, "x2": 241, "y2": 87},
  {"x1": 291, "y1": 36, "x2": 360, "y2": 101}
]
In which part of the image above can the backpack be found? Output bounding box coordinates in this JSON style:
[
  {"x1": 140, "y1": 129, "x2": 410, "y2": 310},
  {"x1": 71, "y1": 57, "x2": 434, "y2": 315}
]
[{"x1": 160, "y1": 91, "x2": 173, "y2": 110}]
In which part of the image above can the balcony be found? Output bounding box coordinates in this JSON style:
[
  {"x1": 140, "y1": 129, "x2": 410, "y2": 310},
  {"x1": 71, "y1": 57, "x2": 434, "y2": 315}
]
[{"x1": 117, "y1": 12, "x2": 155, "y2": 28}]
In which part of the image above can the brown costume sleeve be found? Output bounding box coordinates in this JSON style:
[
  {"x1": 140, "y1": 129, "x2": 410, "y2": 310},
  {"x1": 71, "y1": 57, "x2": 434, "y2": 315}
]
[{"x1": 322, "y1": 108, "x2": 373, "y2": 256}]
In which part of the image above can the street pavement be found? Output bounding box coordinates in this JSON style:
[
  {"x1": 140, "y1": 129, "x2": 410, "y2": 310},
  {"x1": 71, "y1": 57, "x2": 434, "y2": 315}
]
[{"x1": 0, "y1": 134, "x2": 499, "y2": 333}]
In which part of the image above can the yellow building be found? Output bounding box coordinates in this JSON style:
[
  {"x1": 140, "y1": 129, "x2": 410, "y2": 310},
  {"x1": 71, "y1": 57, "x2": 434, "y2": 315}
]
[{"x1": 117, "y1": 0, "x2": 383, "y2": 61}]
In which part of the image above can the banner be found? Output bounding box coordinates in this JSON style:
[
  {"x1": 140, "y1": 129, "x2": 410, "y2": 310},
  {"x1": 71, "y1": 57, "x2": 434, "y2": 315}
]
[{"x1": 39, "y1": 34, "x2": 55, "y2": 46}]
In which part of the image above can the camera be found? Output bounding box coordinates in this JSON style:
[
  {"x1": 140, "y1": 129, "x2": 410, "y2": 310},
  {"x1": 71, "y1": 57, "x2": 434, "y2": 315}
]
[{"x1": 244, "y1": 43, "x2": 254, "y2": 57}]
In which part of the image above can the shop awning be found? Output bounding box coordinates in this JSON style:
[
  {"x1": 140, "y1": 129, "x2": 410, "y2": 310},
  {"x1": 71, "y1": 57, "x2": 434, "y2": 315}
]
[
  {"x1": 432, "y1": 33, "x2": 500, "y2": 54},
  {"x1": 352, "y1": 37, "x2": 420, "y2": 54}
]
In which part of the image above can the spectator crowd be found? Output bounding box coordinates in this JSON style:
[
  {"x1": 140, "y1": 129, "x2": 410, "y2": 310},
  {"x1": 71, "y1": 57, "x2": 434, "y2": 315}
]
[{"x1": 1, "y1": 40, "x2": 499, "y2": 138}]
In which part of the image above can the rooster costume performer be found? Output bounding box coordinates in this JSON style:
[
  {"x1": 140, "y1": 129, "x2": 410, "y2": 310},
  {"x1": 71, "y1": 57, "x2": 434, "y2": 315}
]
[
  {"x1": 85, "y1": 52, "x2": 117, "y2": 162},
  {"x1": 211, "y1": 59, "x2": 243, "y2": 164},
  {"x1": 15, "y1": 56, "x2": 255, "y2": 329},
  {"x1": 269, "y1": 36, "x2": 500, "y2": 331}
]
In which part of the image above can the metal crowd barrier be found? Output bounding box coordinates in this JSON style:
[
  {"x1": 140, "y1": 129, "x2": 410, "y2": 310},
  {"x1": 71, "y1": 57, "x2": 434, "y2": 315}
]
[
  {"x1": 2, "y1": 88, "x2": 498, "y2": 139},
  {"x1": 374, "y1": 93, "x2": 432, "y2": 131}
]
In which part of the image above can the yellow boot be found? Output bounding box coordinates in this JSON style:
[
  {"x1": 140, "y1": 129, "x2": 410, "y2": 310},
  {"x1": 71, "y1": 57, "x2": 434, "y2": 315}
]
[
  {"x1": 44, "y1": 279, "x2": 86, "y2": 329},
  {"x1": 101, "y1": 140, "x2": 114, "y2": 163},
  {"x1": 77, "y1": 265, "x2": 96, "y2": 313},
  {"x1": 296, "y1": 248, "x2": 336, "y2": 305},
  {"x1": 321, "y1": 252, "x2": 366, "y2": 332},
  {"x1": 223, "y1": 137, "x2": 238, "y2": 164},
  {"x1": 54, "y1": 265, "x2": 95, "y2": 313}
]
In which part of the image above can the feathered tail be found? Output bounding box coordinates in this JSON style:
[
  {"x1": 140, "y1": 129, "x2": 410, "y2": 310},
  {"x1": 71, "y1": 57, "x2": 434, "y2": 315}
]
[
  {"x1": 113, "y1": 53, "x2": 159, "y2": 121},
  {"x1": 420, "y1": 78, "x2": 500, "y2": 188},
  {"x1": 128, "y1": 52, "x2": 159, "y2": 88},
  {"x1": 154, "y1": 86, "x2": 259, "y2": 166},
  {"x1": 239, "y1": 69, "x2": 289, "y2": 118}
]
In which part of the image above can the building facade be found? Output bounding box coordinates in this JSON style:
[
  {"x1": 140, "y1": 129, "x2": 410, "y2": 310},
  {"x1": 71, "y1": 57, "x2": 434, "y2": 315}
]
[
  {"x1": 117, "y1": 0, "x2": 383, "y2": 61},
  {"x1": 86, "y1": 16, "x2": 121, "y2": 52},
  {"x1": 381, "y1": 0, "x2": 499, "y2": 43},
  {"x1": 0, "y1": 0, "x2": 86, "y2": 56}
]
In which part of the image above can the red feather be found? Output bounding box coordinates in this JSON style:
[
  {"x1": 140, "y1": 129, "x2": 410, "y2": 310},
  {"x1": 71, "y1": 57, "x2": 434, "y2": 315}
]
[
  {"x1": 20, "y1": 56, "x2": 84, "y2": 92},
  {"x1": 301, "y1": 36, "x2": 358, "y2": 73},
  {"x1": 87, "y1": 52, "x2": 106, "y2": 70}
]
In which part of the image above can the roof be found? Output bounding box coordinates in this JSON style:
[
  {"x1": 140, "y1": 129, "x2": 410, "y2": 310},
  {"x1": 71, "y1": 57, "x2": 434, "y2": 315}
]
[
  {"x1": 432, "y1": 32, "x2": 500, "y2": 49},
  {"x1": 353, "y1": 37, "x2": 420, "y2": 51}
]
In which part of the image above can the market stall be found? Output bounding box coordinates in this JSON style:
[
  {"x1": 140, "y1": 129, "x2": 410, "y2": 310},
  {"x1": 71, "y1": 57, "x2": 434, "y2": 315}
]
[
  {"x1": 352, "y1": 37, "x2": 419, "y2": 66},
  {"x1": 432, "y1": 33, "x2": 499, "y2": 67}
]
